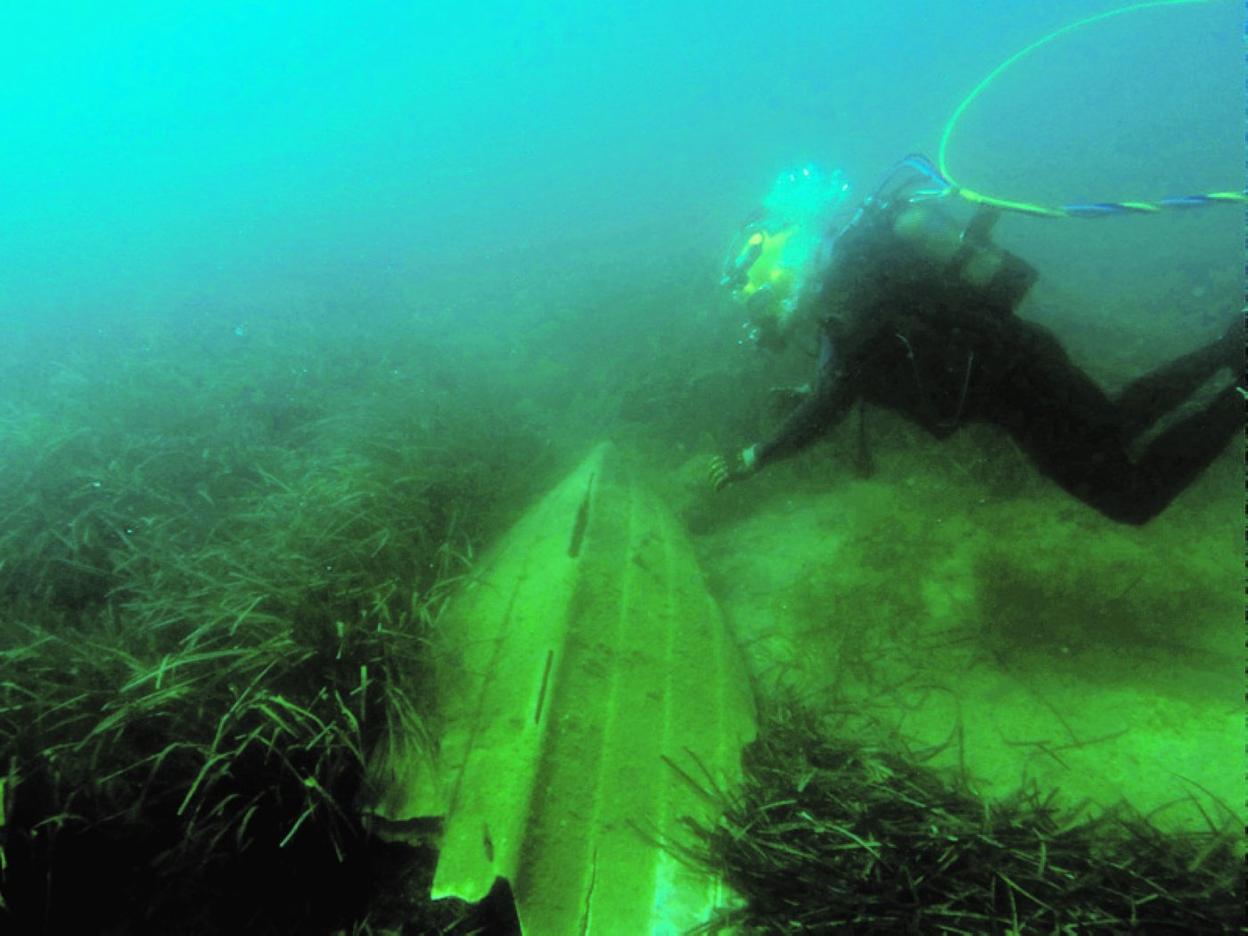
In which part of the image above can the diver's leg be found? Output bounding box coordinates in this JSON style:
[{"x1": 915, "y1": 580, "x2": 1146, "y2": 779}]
[
  {"x1": 999, "y1": 371, "x2": 1240, "y2": 525},
  {"x1": 984, "y1": 318, "x2": 1239, "y2": 524},
  {"x1": 1113, "y1": 319, "x2": 1240, "y2": 440},
  {"x1": 1097, "y1": 384, "x2": 1243, "y2": 523},
  {"x1": 983, "y1": 321, "x2": 1128, "y2": 510}
]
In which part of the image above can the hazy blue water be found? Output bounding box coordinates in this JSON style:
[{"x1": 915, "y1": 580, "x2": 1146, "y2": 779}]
[{"x1": 0, "y1": 1, "x2": 1239, "y2": 343}]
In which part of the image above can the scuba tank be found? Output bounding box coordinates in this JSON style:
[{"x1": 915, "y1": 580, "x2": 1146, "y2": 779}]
[{"x1": 890, "y1": 200, "x2": 1037, "y2": 312}]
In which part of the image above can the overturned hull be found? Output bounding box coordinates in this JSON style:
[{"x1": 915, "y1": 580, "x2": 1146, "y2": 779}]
[{"x1": 369, "y1": 442, "x2": 756, "y2": 934}]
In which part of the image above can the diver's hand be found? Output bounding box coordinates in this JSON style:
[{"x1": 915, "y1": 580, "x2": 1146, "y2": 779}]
[
  {"x1": 707, "y1": 455, "x2": 733, "y2": 491},
  {"x1": 708, "y1": 446, "x2": 758, "y2": 491}
]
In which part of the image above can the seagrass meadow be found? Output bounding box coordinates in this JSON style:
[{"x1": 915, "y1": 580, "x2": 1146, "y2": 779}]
[
  {"x1": 0, "y1": 308, "x2": 565, "y2": 933},
  {"x1": 0, "y1": 260, "x2": 1242, "y2": 933}
]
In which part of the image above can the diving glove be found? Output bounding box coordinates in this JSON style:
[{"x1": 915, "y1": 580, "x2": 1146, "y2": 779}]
[{"x1": 708, "y1": 445, "x2": 758, "y2": 491}]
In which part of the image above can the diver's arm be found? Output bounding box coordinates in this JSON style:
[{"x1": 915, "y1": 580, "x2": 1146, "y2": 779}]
[
  {"x1": 711, "y1": 332, "x2": 855, "y2": 488},
  {"x1": 751, "y1": 366, "x2": 854, "y2": 468}
]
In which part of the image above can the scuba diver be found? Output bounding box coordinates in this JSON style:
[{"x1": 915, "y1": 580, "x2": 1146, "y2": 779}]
[{"x1": 710, "y1": 157, "x2": 1242, "y2": 525}]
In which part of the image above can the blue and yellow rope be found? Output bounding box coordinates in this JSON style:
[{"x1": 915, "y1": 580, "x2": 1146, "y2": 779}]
[{"x1": 937, "y1": 0, "x2": 1244, "y2": 220}]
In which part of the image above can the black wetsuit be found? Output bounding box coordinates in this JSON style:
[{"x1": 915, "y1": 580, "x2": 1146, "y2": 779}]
[{"x1": 750, "y1": 198, "x2": 1242, "y2": 525}]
